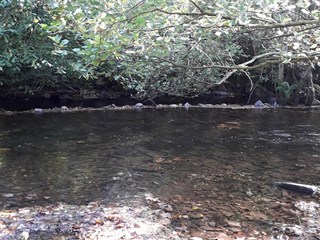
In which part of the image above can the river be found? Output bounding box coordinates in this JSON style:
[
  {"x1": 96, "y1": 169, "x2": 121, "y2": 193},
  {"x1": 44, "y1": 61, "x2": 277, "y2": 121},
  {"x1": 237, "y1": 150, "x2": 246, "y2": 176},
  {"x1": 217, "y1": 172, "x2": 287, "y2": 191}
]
[{"x1": 0, "y1": 108, "x2": 320, "y2": 238}]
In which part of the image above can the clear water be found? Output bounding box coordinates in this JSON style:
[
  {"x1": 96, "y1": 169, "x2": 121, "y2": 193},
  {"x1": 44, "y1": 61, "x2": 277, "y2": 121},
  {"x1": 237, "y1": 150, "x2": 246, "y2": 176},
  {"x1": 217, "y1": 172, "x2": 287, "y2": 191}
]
[{"x1": 0, "y1": 108, "x2": 320, "y2": 208}]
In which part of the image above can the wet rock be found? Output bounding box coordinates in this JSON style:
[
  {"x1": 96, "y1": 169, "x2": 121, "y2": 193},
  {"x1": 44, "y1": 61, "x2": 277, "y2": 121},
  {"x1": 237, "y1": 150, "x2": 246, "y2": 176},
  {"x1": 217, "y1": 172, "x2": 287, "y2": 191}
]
[
  {"x1": 204, "y1": 104, "x2": 214, "y2": 107},
  {"x1": 246, "y1": 189, "x2": 253, "y2": 197},
  {"x1": 34, "y1": 108, "x2": 44, "y2": 113},
  {"x1": 189, "y1": 213, "x2": 204, "y2": 219},
  {"x1": 61, "y1": 106, "x2": 68, "y2": 112},
  {"x1": 254, "y1": 100, "x2": 264, "y2": 108},
  {"x1": 135, "y1": 103, "x2": 143, "y2": 108},
  {"x1": 170, "y1": 104, "x2": 178, "y2": 108},
  {"x1": 2, "y1": 193, "x2": 14, "y2": 198},
  {"x1": 184, "y1": 102, "x2": 191, "y2": 109},
  {"x1": 208, "y1": 221, "x2": 216, "y2": 227}
]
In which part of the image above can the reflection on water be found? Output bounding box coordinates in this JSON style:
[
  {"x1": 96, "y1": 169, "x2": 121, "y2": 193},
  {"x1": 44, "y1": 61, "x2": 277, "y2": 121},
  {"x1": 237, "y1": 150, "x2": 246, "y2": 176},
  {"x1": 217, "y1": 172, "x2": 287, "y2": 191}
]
[{"x1": 0, "y1": 108, "x2": 320, "y2": 208}]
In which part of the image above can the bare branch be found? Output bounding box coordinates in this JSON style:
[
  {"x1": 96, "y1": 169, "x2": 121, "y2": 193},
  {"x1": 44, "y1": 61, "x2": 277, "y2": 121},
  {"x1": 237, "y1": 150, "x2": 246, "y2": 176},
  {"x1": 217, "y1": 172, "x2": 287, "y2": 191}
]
[
  {"x1": 106, "y1": 4, "x2": 320, "y2": 34},
  {"x1": 152, "y1": 52, "x2": 320, "y2": 72},
  {"x1": 247, "y1": 19, "x2": 320, "y2": 29},
  {"x1": 153, "y1": 52, "x2": 281, "y2": 70},
  {"x1": 130, "y1": 6, "x2": 320, "y2": 31},
  {"x1": 262, "y1": 24, "x2": 320, "y2": 40},
  {"x1": 123, "y1": 1, "x2": 144, "y2": 14},
  {"x1": 189, "y1": 0, "x2": 205, "y2": 14},
  {"x1": 150, "y1": 4, "x2": 233, "y2": 20}
]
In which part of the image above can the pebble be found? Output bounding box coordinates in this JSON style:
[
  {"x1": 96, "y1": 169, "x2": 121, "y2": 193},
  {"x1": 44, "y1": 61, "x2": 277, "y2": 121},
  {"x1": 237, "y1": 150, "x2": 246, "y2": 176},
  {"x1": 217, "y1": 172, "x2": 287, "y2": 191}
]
[
  {"x1": 208, "y1": 221, "x2": 216, "y2": 227},
  {"x1": 246, "y1": 189, "x2": 253, "y2": 197}
]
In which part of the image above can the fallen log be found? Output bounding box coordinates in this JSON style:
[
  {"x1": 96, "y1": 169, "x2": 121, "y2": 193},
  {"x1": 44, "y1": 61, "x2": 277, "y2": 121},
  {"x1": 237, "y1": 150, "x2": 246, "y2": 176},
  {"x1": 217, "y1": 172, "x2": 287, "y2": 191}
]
[{"x1": 275, "y1": 182, "x2": 318, "y2": 195}]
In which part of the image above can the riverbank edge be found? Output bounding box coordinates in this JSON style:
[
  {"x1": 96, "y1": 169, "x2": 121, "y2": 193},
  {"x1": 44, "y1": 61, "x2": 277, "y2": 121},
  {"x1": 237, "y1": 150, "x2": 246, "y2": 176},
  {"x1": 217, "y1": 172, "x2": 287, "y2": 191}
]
[{"x1": 1, "y1": 103, "x2": 319, "y2": 115}]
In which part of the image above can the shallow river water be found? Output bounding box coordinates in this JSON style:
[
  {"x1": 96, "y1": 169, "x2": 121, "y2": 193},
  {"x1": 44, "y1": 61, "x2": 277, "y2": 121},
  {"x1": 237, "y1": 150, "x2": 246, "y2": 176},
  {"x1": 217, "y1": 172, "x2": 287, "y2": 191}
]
[{"x1": 1, "y1": 108, "x2": 320, "y2": 238}]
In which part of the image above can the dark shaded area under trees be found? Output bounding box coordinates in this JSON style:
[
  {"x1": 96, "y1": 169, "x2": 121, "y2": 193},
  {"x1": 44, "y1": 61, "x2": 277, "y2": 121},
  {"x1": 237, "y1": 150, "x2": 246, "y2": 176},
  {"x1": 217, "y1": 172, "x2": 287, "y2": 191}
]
[{"x1": 1, "y1": 0, "x2": 320, "y2": 110}]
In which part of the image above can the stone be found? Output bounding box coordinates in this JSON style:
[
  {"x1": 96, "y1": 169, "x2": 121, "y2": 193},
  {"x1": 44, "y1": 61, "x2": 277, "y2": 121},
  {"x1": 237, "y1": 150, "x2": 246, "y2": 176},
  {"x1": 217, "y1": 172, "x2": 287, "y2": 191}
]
[
  {"x1": 254, "y1": 100, "x2": 264, "y2": 108},
  {"x1": 2, "y1": 193, "x2": 14, "y2": 198},
  {"x1": 34, "y1": 108, "x2": 43, "y2": 113},
  {"x1": 61, "y1": 106, "x2": 68, "y2": 112},
  {"x1": 184, "y1": 102, "x2": 190, "y2": 109},
  {"x1": 135, "y1": 103, "x2": 143, "y2": 108}
]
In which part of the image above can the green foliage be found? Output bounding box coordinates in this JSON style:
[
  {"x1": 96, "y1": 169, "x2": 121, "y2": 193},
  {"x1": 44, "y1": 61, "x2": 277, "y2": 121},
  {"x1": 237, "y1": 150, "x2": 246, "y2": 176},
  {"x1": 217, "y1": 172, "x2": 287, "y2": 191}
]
[
  {"x1": 1, "y1": 0, "x2": 320, "y2": 98},
  {"x1": 0, "y1": 0, "x2": 86, "y2": 89},
  {"x1": 276, "y1": 81, "x2": 297, "y2": 99}
]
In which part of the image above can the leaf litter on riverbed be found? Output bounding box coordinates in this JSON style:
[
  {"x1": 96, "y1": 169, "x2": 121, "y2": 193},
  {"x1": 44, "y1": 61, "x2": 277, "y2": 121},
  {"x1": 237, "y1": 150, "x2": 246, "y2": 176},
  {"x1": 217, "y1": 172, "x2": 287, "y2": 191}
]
[
  {"x1": 154, "y1": 157, "x2": 320, "y2": 240},
  {"x1": 0, "y1": 196, "x2": 181, "y2": 240},
  {"x1": 2, "y1": 156, "x2": 320, "y2": 239},
  {"x1": 1, "y1": 191, "x2": 320, "y2": 239}
]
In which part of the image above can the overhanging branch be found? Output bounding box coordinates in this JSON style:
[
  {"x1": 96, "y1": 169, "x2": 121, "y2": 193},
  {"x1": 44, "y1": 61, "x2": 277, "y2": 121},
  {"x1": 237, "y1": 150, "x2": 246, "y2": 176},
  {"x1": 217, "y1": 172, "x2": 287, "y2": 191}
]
[
  {"x1": 247, "y1": 19, "x2": 320, "y2": 29},
  {"x1": 152, "y1": 52, "x2": 320, "y2": 71}
]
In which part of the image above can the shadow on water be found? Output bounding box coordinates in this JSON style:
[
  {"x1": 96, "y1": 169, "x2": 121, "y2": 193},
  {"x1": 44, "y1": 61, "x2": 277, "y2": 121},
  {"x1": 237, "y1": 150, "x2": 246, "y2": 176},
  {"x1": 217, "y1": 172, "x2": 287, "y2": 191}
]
[{"x1": 1, "y1": 108, "x2": 320, "y2": 237}]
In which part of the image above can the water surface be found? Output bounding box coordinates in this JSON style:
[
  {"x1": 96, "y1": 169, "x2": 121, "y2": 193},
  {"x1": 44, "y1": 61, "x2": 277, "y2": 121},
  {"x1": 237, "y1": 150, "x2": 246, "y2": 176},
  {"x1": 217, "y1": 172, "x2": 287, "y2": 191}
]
[{"x1": 0, "y1": 108, "x2": 320, "y2": 208}]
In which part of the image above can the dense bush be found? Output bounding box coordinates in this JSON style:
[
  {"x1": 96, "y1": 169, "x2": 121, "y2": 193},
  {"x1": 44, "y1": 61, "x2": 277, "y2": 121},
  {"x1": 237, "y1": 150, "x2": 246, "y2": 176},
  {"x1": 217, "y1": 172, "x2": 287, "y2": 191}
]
[{"x1": 1, "y1": 0, "x2": 320, "y2": 102}]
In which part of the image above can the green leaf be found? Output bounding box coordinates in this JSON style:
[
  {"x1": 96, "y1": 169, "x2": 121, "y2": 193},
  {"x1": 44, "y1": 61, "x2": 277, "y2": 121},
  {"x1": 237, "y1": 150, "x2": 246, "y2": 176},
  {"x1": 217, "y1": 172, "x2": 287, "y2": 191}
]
[{"x1": 134, "y1": 16, "x2": 146, "y2": 27}]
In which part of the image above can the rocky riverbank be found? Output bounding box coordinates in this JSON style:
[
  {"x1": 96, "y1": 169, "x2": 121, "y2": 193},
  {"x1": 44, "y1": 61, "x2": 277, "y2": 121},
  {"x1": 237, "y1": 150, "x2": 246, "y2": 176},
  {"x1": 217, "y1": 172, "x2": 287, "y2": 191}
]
[{"x1": 1, "y1": 101, "x2": 319, "y2": 116}]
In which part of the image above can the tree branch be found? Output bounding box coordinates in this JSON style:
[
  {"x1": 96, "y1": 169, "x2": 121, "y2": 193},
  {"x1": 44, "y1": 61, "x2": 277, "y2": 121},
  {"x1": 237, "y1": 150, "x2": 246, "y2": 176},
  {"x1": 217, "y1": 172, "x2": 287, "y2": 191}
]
[
  {"x1": 150, "y1": 4, "x2": 233, "y2": 20},
  {"x1": 189, "y1": 0, "x2": 205, "y2": 14},
  {"x1": 152, "y1": 52, "x2": 280, "y2": 70},
  {"x1": 247, "y1": 19, "x2": 320, "y2": 29},
  {"x1": 152, "y1": 52, "x2": 320, "y2": 71},
  {"x1": 135, "y1": 5, "x2": 320, "y2": 30},
  {"x1": 262, "y1": 24, "x2": 320, "y2": 40}
]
